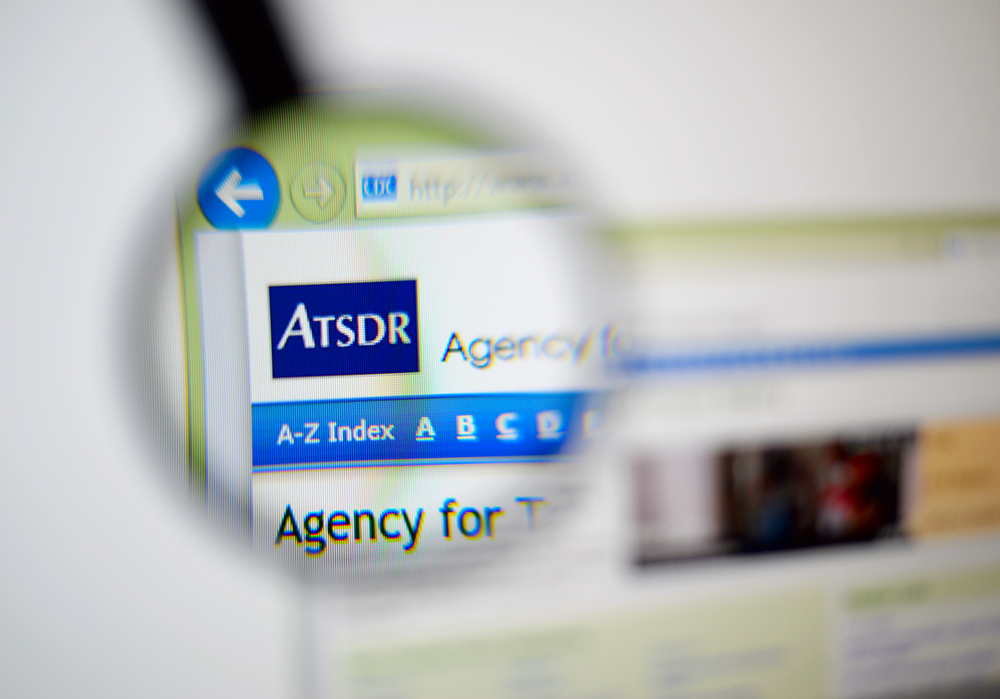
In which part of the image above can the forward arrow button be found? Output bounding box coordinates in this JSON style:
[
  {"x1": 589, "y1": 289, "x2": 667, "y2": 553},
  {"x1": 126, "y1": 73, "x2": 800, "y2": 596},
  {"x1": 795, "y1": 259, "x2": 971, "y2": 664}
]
[{"x1": 303, "y1": 176, "x2": 333, "y2": 208}]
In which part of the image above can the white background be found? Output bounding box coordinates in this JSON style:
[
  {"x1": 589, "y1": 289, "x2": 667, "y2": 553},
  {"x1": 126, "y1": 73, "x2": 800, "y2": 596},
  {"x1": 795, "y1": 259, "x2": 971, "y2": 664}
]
[{"x1": 3, "y1": 1, "x2": 1000, "y2": 697}]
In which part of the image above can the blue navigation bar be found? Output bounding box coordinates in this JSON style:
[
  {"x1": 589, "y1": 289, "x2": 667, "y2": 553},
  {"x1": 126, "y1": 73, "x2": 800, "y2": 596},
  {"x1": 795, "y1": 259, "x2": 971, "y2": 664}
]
[
  {"x1": 252, "y1": 392, "x2": 593, "y2": 471},
  {"x1": 619, "y1": 329, "x2": 1000, "y2": 375}
]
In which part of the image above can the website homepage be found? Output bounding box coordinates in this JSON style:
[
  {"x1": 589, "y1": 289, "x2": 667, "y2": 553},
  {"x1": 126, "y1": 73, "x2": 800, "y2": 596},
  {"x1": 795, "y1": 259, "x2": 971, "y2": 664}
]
[{"x1": 180, "y1": 120, "x2": 1000, "y2": 697}]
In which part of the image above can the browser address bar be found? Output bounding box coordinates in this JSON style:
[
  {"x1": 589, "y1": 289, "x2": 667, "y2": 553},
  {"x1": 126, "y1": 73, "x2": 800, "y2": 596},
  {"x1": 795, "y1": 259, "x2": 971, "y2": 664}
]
[{"x1": 354, "y1": 152, "x2": 574, "y2": 218}]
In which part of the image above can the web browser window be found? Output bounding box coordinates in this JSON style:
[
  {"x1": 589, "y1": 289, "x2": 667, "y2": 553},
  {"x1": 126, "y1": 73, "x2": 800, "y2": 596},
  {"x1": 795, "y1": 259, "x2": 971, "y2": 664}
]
[
  {"x1": 335, "y1": 216, "x2": 1000, "y2": 699},
  {"x1": 177, "y1": 103, "x2": 603, "y2": 578}
]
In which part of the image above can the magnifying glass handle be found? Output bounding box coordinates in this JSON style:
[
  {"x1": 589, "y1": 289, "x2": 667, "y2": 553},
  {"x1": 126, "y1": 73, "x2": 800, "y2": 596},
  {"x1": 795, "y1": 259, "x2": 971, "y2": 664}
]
[{"x1": 190, "y1": 0, "x2": 304, "y2": 111}]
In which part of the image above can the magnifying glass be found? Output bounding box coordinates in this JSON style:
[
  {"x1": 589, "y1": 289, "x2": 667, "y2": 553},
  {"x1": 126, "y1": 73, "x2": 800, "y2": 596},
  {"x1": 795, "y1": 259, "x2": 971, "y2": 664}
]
[{"x1": 129, "y1": 1, "x2": 608, "y2": 586}]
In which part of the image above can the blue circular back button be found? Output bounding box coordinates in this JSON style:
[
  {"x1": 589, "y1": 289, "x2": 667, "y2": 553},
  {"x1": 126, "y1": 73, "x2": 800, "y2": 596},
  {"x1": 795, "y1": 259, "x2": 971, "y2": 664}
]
[{"x1": 197, "y1": 147, "x2": 280, "y2": 229}]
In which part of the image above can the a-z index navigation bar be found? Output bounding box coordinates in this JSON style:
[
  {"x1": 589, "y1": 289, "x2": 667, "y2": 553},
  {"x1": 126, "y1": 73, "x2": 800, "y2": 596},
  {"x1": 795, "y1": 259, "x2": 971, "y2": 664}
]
[{"x1": 251, "y1": 393, "x2": 596, "y2": 471}]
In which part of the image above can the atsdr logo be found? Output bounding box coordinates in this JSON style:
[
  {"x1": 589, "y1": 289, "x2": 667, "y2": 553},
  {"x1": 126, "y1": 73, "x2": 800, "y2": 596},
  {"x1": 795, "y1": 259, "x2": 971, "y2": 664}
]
[{"x1": 268, "y1": 280, "x2": 420, "y2": 379}]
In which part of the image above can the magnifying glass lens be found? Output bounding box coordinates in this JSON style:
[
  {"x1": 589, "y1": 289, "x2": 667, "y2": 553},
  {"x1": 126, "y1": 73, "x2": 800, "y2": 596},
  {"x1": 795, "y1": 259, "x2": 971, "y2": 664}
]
[{"x1": 141, "y1": 92, "x2": 604, "y2": 582}]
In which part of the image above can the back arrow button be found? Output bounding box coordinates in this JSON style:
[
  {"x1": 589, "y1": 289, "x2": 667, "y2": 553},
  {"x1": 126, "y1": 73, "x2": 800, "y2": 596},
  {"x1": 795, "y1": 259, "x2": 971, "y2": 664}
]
[
  {"x1": 215, "y1": 168, "x2": 264, "y2": 217},
  {"x1": 197, "y1": 147, "x2": 280, "y2": 229}
]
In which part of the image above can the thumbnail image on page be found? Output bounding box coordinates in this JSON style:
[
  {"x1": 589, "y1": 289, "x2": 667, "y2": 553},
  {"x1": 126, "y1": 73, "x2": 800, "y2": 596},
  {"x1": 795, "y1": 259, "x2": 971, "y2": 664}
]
[{"x1": 173, "y1": 96, "x2": 608, "y2": 581}]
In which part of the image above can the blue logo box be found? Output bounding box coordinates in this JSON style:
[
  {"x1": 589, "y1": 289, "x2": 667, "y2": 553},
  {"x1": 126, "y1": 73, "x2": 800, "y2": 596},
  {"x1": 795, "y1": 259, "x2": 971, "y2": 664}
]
[{"x1": 268, "y1": 280, "x2": 420, "y2": 379}]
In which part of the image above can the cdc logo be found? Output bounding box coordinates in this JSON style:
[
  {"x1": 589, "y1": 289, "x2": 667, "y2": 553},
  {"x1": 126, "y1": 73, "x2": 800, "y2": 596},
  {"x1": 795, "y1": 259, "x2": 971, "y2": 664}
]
[
  {"x1": 360, "y1": 173, "x2": 397, "y2": 201},
  {"x1": 268, "y1": 280, "x2": 420, "y2": 378}
]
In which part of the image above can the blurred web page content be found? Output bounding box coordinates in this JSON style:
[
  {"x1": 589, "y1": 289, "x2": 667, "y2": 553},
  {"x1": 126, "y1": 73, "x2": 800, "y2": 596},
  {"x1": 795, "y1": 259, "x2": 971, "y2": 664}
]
[
  {"x1": 620, "y1": 220, "x2": 1000, "y2": 565},
  {"x1": 340, "y1": 218, "x2": 1000, "y2": 699}
]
